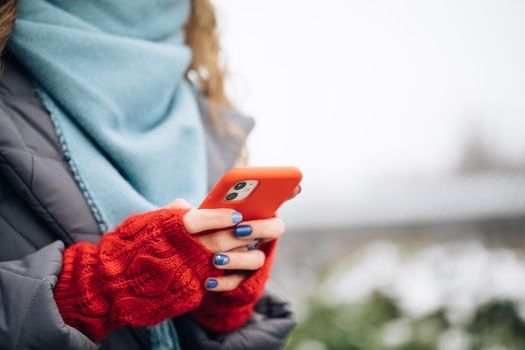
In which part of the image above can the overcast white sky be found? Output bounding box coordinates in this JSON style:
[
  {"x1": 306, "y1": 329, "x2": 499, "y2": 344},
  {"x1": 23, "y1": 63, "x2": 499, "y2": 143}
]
[{"x1": 213, "y1": 0, "x2": 525, "y2": 226}]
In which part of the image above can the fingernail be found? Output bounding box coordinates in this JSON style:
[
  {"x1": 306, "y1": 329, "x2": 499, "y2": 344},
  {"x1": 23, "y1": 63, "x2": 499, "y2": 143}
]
[
  {"x1": 214, "y1": 253, "x2": 230, "y2": 266},
  {"x1": 232, "y1": 212, "x2": 243, "y2": 224},
  {"x1": 206, "y1": 278, "x2": 218, "y2": 289},
  {"x1": 235, "y1": 225, "x2": 252, "y2": 237},
  {"x1": 248, "y1": 238, "x2": 262, "y2": 250}
]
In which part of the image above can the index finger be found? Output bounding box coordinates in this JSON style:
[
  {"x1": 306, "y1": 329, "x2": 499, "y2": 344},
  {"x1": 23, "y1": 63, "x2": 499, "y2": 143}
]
[
  {"x1": 183, "y1": 208, "x2": 243, "y2": 234},
  {"x1": 287, "y1": 185, "x2": 302, "y2": 201}
]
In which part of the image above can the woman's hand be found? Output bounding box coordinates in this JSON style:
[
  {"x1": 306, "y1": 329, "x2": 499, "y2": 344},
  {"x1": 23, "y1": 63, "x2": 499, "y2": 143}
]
[
  {"x1": 188, "y1": 185, "x2": 301, "y2": 333},
  {"x1": 168, "y1": 198, "x2": 287, "y2": 292}
]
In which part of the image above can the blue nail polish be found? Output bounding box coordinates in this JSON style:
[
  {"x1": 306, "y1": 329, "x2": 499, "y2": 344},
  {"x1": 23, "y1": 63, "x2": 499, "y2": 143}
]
[
  {"x1": 207, "y1": 279, "x2": 218, "y2": 289},
  {"x1": 235, "y1": 225, "x2": 252, "y2": 237},
  {"x1": 214, "y1": 254, "x2": 230, "y2": 265},
  {"x1": 231, "y1": 212, "x2": 243, "y2": 224},
  {"x1": 247, "y1": 243, "x2": 258, "y2": 251}
]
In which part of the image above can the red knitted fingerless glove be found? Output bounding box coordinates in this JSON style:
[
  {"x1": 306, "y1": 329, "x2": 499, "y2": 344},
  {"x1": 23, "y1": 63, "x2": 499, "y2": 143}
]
[
  {"x1": 191, "y1": 239, "x2": 278, "y2": 333},
  {"x1": 53, "y1": 208, "x2": 218, "y2": 341}
]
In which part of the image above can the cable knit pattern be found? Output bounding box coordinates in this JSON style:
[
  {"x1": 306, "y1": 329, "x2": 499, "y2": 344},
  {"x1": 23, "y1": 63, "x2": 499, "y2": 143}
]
[
  {"x1": 53, "y1": 208, "x2": 219, "y2": 341},
  {"x1": 192, "y1": 239, "x2": 278, "y2": 333}
]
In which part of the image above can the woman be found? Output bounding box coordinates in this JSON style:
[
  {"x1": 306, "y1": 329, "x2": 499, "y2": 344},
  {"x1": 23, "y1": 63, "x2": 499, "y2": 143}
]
[{"x1": 0, "y1": 0, "x2": 297, "y2": 349}]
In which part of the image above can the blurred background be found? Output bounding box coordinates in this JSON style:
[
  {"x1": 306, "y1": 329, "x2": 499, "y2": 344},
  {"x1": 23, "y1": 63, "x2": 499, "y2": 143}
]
[{"x1": 213, "y1": 1, "x2": 525, "y2": 349}]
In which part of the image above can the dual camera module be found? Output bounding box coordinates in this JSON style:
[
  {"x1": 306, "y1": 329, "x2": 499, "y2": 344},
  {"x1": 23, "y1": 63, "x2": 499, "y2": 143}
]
[{"x1": 224, "y1": 180, "x2": 259, "y2": 201}]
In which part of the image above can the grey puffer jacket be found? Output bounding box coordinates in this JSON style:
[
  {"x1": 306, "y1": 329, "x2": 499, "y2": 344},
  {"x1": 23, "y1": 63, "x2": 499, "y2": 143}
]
[{"x1": 0, "y1": 53, "x2": 295, "y2": 350}]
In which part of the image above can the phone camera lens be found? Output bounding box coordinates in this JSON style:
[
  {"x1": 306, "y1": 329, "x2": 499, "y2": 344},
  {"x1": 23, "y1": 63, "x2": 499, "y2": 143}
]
[
  {"x1": 234, "y1": 182, "x2": 247, "y2": 190},
  {"x1": 225, "y1": 192, "x2": 238, "y2": 201}
]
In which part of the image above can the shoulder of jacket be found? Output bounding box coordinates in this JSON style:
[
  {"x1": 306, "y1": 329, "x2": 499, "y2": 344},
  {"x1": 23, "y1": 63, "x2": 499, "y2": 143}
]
[{"x1": 0, "y1": 54, "x2": 101, "y2": 244}]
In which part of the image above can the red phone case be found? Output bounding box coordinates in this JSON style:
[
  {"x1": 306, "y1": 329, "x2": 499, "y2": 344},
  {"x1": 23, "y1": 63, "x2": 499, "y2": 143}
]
[{"x1": 199, "y1": 167, "x2": 302, "y2": 221}]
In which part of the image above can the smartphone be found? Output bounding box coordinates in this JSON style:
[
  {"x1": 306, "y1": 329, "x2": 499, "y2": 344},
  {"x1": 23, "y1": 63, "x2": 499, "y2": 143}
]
[{"x1": 199, "y1": 166, "x2": 302, "y2": 221}]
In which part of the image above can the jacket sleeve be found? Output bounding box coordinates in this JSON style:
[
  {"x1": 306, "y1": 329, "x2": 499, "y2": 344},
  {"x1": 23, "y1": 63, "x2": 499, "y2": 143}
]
[
  {"x1": 0, "y1": 241, "x2": 97, "y2": 350},
  {"x1": 173, "y1": 288, "x2": 296, "y2": 350}
]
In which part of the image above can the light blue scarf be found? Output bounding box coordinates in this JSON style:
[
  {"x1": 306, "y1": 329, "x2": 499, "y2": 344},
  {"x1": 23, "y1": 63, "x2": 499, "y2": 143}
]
[{"x1": 9, "y1": 0, "x2": 208, "y2": 349}]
